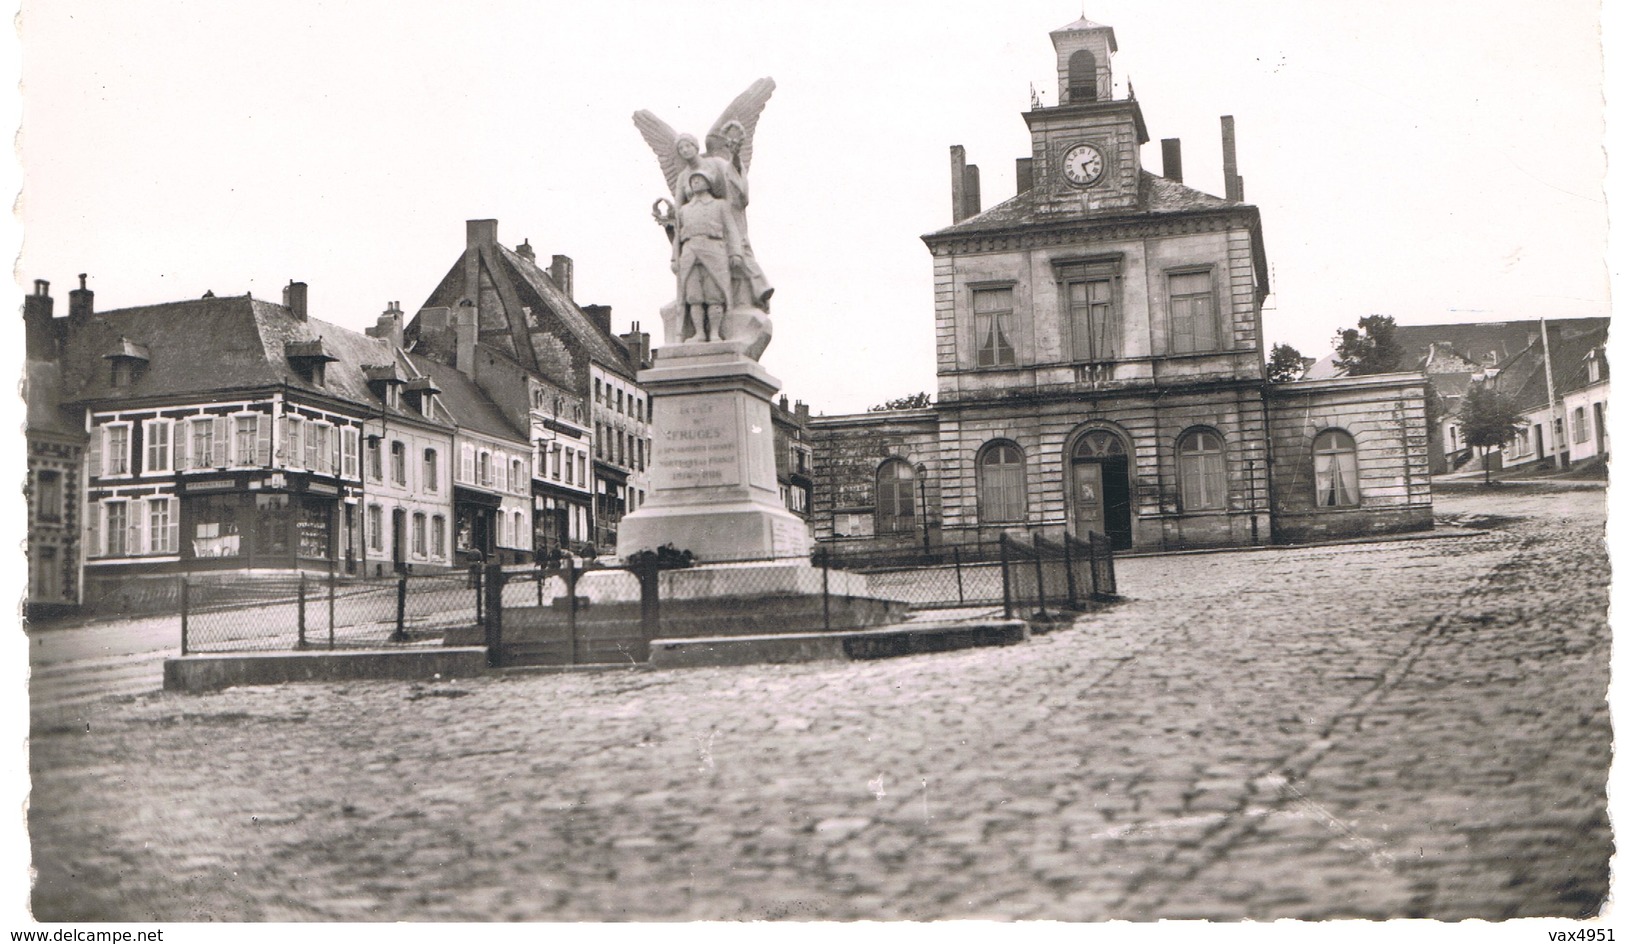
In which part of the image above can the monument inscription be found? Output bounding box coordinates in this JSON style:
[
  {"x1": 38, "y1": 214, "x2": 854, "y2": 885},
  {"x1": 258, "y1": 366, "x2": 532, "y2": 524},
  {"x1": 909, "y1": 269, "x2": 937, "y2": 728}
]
[{"x1": 661, "y1": 394, "x2": 741, "y2": 489}]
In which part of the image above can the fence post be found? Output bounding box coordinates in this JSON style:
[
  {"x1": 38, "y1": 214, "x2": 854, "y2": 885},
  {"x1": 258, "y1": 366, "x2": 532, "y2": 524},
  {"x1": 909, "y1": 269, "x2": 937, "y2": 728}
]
[
  {"x1": 327, "y1": 561, "x2": 337, "y2": 650},
  {"x1": 638, "y1": 562, "x2": 660, "y2": 644},
  {"x1": 1033, "y1": 538, "x2": 1047, "y2": 617},
  {"x1": 392, "y1": 576, "x2": 408, "y2": 642},
  {"x1": 296, "y1": 573, "x2": 308, "y2": 650},
  {"x1": 821, "y1": 559, "x2": 831, "y2": 633},
  {"x1": 565, "y1": 563, "x2": 579, "y2": 666},
  {"x1": 1000, "y1": 533, "x2": 1013, "y2": 620},
  {"x1": 484, "y1": 562, "x2": 503, "y2": 668},
  {"x1": 954, "y1": 546, "x2": 965, "y2": 605},
  {"x1": 537, "y1": 563, "x2": 545, "y2": 608},
  {"x1": 179, "y1": 578, "x2": 189, "y2": 656},
  {"x1": 1062, "y1": 534, "x2": 1078, "y2": 609}
]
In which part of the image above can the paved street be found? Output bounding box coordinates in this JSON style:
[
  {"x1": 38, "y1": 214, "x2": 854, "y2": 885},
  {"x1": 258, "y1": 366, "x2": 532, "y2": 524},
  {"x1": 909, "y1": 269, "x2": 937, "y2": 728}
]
[{"x1": 27, "y1": 485, "x2": 1611, "y2": 921}]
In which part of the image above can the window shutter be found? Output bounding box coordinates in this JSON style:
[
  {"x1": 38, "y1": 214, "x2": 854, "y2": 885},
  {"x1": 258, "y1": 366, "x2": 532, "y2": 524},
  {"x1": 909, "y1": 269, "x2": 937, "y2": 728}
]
[
  {"x1": 88, "y1": 427, "x2": 103, "y2": 478},
  {"x1": 495, "y1": 454, "x2": 507, "y2": 492},
  {"x1": 255, "y1": 415, "x2": 271, "y2": 466},
  {"x1": 167, "y1": 498, "x2": 180, "y2": 555},
  {"x1": 176, "y1": 421, "x2": 191, "y2": 471},
  {"x1": 275, "y1": 416, "x2": 288, "y2": 464},
  {"x1": 133, "y1": 499, "x2": 149, "y2": 556},
  {"x1": 461, "y1": 444, "x2": 474, "y2": 483},
  {"x1": 330, "y1": 426, "x2": 341, "y2": 474},
  {"x1": 212, "y1": 416, "x2": 228, "y2": 467},
  {"x1": 86, "y1": 502, "x2": 102, "y2": 557}
]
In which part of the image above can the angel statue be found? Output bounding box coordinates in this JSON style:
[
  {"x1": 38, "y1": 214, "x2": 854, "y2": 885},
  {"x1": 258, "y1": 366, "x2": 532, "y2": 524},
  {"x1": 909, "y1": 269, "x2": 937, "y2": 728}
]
[{"x1": 634, "y1": 78, "x2": 776, "y2": 358}]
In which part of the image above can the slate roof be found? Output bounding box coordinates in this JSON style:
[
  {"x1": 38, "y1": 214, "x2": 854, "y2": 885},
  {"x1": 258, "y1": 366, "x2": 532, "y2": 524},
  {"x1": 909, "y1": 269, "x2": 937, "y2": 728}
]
[
  {"x1": 927, "y1": 171, "x2": 1236, "y2": 238},
  {"x1": 24, "y1": 358, "x2": 82, "y2": 440},
  {"x1": 402, "y1": 352, "x2": 527, "y2": 445},
  {"x1": 411, "y1": 240, "x2": 635, "y2": 386},
  {"x1": 1494, "y1": 325, "x2": 1610, "y2": 414},
  {"x1": 58, "y1": 294, "x2": 444, "y2": 429},
  {"x1": 1305, "y1": 317, "x2": 1612, "y2": 381}
]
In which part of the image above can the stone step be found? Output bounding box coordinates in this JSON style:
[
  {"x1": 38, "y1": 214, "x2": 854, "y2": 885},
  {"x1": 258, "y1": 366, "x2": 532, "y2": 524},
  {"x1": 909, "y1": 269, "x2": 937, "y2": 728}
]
[{"x1": 649, "y1": 619, "x2": 1029, "y2": 669}]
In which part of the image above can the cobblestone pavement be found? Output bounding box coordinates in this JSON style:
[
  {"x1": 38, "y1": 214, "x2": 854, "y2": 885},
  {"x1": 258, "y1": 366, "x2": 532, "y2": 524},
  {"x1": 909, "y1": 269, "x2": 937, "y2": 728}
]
[{"x1": 28, "y1": 486, "x2": 1611, "y2": 921}]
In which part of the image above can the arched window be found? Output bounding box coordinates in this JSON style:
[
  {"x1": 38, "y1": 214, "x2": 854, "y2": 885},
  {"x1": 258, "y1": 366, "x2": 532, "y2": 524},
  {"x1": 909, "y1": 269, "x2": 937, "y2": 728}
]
[
  {"x1": 1067, "y1": 49, "x2": 1098, "y2": 102},
  {"x1": 1314, "y1": 429, "x2": 1360, "y2": 507},
  {"x1": 874, "y1": 459, "x2": 917, "y2": 534},
  {"x1": 978, "y1": 441, "x2": 1027, "y2": 523},
  {"x1": 1177, "y1": 429, "x2": 1226, "y2": 511}
]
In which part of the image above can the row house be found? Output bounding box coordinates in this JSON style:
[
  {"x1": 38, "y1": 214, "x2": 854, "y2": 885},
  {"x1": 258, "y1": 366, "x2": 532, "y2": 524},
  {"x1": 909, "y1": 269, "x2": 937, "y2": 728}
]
[
  {"x1": 405, "y1": 219, "x2": 651, "y2": 555},
  {"x1": 1494, "y1": 325, "x2": 1609, "y2": 471},
  {"x1": 24, "y1": 280, "x2": 88, "y2": 619}
]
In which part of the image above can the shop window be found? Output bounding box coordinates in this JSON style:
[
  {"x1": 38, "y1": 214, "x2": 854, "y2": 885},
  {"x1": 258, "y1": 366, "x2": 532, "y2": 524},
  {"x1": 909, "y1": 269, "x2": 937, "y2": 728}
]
[
  {"x1": 874, "y1": 459, "x2": 917, "y2": 534},
  {"x1": 977, "y1": 441, "x2": 1027, "y2": 523},
  {"x1": 187, "y1": 494, "x2": 244, "y2": 558},
  {"x1": 1313, "y1": 429, "x2": 1360, "y2": 507},
  {"x1": 1176, "y1": 428, "x2": 1226, "y2": 511}
]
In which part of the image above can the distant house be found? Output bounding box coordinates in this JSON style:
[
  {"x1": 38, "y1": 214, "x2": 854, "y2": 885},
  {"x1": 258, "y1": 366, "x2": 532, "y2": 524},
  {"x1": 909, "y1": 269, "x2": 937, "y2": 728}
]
[{"x1": 1493, "y1": 326, "x2": 1609, "y2": 471}]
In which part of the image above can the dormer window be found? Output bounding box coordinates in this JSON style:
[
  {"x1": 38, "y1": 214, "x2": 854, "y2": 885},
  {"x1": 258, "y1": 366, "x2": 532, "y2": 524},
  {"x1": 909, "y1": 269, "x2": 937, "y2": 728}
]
[
  {"x1": 286, "y1": 339, "x2": 337, "y2": 387},
  {"x1": 364, "y1": 364, "x2": 406, "y2": 409},
  {"x1": 403, "y1": 376, "x2": 441, "y2": 415},
  {"x1": 102, "y1": 337, "x2": 150, "y2": 388}
]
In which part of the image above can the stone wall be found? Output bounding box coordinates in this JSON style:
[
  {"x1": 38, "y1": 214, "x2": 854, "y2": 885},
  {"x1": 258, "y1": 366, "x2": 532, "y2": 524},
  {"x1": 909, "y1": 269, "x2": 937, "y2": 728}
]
[
  {"x1": 1265, "y1": 373, "x2": 1433, "y2": 543},
  {"x1": 807, "y1": 409, "x2": 940, "y2": 553}
]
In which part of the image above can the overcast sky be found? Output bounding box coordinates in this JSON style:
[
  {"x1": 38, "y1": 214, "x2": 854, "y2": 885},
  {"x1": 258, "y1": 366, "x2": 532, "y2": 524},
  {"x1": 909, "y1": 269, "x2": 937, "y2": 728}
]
[{"x1": 16, "y1": 0, "x2": 1610, "y2": 415}]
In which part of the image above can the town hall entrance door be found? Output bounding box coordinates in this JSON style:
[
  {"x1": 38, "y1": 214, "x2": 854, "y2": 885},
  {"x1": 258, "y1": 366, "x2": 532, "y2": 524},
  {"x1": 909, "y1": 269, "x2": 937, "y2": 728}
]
[{"x1": 1070, "y1": 430, "x2": 1133, "y2": 549}]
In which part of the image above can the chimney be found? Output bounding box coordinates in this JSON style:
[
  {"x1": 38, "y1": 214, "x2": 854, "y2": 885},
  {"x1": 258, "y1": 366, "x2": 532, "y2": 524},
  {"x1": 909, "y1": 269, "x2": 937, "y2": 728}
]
[
  {"x1": 516, "y1": 239, "x2": 536, "y2": 262},
  {"x1": 1015, "y1": 157, "x2": 1034, "y2": 194},
  {"x1": 68, "y1": 273, "x2": 94, "y2": 329},
  {"x1": 24, "y1": 279, "x2": 54, "y2": 359},
  {"x1": 583, "y1": 303, "x2": 612, "y2": 336},
  {"x1": 618, "y1": 320, "x2": 651, "y2": 369},
  {"x1": 950, "y1": 145, "x2": 969, "y2": 223},
  {"x1": 366, "y1": 301, "x2": 405, "y2": 349},
  {"x1": 454, "y1": 303, "x2": 478, "y2": 375},
  {"x1": 283, "y1": 281, "x2": 309, "y2": 321},
  {"x1": 466, "y1": 219, "x2": 498, "y2": 248},
  {"x1": 1160, "y1": 138, "x2": 1183, "y2": 183},
  {"x1": 964, "y1": 163, "x2": 981, "y2": 219},
  {"x1": 1221, "y1": 116, "x2": 1244, "y2": 202},
  {"x1": 549, "y1": 255, "x2": 574, "y2": 299},
  {"x1": 795, "y1": 400, "x2": 809, "y2": 425},
  {"x1": 779, "y1": 394, "x2": 789, "y2": 411}
]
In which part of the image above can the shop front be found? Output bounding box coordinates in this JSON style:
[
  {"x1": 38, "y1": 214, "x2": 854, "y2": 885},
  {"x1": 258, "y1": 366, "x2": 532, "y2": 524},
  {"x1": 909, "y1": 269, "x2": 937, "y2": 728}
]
[{"x1": 179, "y1": 472, "x2": 354, "y2": 571}]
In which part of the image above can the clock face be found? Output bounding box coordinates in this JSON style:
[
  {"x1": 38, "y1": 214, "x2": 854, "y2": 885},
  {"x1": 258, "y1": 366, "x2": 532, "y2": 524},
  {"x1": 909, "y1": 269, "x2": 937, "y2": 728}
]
[{"x1": 1062, "y1": 143, "x2": 1106, "y2": 187}]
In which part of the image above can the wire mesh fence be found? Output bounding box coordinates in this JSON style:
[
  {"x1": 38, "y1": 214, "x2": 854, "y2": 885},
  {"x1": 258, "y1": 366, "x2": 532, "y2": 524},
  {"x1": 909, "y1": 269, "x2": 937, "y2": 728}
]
[
  {"x1": 177, "y1": 532, "x2": 1116, "y2": 661},
  {"x1": 180, "y1": 570, "x2": 479, "y2": 654}
]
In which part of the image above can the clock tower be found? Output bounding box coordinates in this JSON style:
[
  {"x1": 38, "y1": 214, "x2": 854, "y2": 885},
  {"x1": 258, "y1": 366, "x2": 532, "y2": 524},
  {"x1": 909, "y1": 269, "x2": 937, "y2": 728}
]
[{"x1": 1025, "y1": 13, "x2": 1148, "y2": 216}]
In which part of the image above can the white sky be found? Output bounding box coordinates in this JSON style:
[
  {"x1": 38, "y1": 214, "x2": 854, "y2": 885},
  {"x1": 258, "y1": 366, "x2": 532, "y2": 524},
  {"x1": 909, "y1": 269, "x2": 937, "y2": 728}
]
[{"x1": 16, "y1": 0, "x2": 1611, "y2": 416}]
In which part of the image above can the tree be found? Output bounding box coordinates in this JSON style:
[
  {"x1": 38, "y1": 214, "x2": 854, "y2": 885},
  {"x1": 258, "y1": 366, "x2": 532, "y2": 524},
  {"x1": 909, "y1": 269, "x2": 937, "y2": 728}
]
[
  {"x1": 868, "y1": 391, "x2": 932, "y2": 412},
  {"x1": 1331, "y1": 314, "x2": 1405, "y2": 376},
  {"x1": 1266, "y1": 343, "x2": 1311, "y2": 383},
  {"x1": 1457, "y1": 383, "x2": 1523, "y2": 485}
]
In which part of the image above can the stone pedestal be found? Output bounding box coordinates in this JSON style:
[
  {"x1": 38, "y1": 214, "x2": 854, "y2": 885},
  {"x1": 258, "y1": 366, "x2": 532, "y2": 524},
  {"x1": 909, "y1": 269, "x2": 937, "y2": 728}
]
[{"x1": 615, "y1": 340, "x2": 812, "y2": 562}]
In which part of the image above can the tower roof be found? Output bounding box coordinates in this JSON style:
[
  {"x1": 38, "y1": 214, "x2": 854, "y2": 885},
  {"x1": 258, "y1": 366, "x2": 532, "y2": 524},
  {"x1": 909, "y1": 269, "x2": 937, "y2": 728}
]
[{"x1": 1051, "y1": 15, "x2": 1117, "y2": 51}]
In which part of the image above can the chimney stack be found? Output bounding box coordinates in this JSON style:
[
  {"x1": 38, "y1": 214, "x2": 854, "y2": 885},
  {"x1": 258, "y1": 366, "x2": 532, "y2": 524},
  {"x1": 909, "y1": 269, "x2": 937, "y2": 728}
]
[
  {"x1": 516, "y1": 239, "x2": 536, "y2": 262},
  {"x1": 549, "y1": 255, "x2": 574, "y2": 299},
  {"x1": 1160, "y1": 138, "x2": 1183, "y2": 183},
  {"x1": 795, "y1": 400, "x2": 809, "y2": 426},
  {"x1": 466, "y1": 219, "x2": 498, "y2": 248},
  {"x1": 283, "y1": 281, "x2": 309, "y2": 321},
  {"x1": 24, "y1": 279, "x2": 55, "y2": 359},
  {"x1": 367, "y1": 301, "x2": 406, "y2": 349},
  {"x1": 618, "y1": 320, "x2": 651, "y2": 369},
  {"x1": 964, "y1": 163, "x2": 981, "y2": 219},
  {"x1": 950, "y1": 146, "x2": 969, "y2": 223},
  {"x1": 583, "y1": 303, "x2": 612, "y2": 337},
  {"x1": 68, "y1": 273, "x2": 94, "y2": 329},
  {"x1": 1015, "y1": 157, "x2": 1034, "y2": 194},
  {"x1": 1221, "y1": 116, "x2": 1244, "y2": 202},
  {"x1": 454, "y1": 303, "x2": 478, "y2": 375}
]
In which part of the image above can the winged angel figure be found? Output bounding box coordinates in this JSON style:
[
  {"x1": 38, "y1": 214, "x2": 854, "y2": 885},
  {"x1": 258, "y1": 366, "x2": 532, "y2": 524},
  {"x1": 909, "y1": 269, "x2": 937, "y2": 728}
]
[{"x1": 634, "y1": 78, "x2": 775, "y2": 350}]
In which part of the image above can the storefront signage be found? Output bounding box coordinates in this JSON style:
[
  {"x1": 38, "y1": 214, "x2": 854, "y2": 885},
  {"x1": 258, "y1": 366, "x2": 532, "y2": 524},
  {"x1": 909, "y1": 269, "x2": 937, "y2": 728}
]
[{"x1": 183, "y1": 479, "x2": 236, "y2": 493}]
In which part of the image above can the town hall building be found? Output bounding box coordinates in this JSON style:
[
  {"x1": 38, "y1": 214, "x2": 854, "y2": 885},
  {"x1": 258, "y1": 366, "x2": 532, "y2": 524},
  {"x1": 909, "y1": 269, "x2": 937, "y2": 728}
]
[{"x1": 810, "y1": 13, "x2": 1433, "y2": 556}]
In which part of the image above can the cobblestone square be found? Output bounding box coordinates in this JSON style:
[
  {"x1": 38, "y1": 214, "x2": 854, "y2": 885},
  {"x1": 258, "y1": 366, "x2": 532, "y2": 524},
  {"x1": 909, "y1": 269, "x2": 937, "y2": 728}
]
[{"x1": 27, "y1": 485, "x2": 1611, "y2": 921}]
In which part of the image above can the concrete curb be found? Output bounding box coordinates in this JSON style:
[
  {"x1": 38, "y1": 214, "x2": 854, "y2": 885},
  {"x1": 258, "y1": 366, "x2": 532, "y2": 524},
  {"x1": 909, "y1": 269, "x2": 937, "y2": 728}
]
[
  {"x1": 650, "y1": 619, "x2": 1029, "y2": 669},
  {"x1": 163, "y1": 647, "x2": 490, "y2": 693}
]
